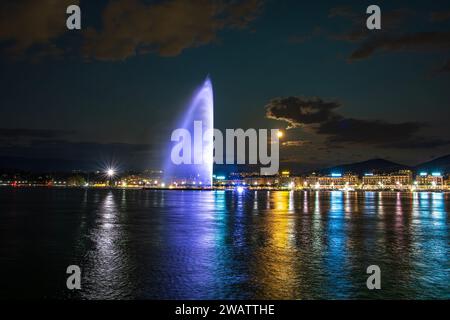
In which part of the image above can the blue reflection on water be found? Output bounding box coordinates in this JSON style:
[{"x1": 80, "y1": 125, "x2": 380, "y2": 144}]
[{"x1": 323, "y1": 191, "x2": 352, "y2": 298}]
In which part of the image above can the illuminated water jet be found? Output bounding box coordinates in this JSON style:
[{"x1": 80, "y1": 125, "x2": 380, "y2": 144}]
[{"x1": 164, "y1": 77, "x2": 214, "y2": 186}]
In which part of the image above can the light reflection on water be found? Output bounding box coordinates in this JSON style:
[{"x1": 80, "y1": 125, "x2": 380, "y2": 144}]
[{"x1": 0, "y1": 189, "x2": 448, "y2": 299}]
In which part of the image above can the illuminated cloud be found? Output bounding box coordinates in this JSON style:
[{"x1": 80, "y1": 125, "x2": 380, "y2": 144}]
[
  {"x1": 281, "y1": 140, "x2": 311, "y2": 147},
  {"x1": 265, "y1": 96, "x2": 450, "y2": 150},
  {"x1": 265, "y1": 97, "x2": 340, "y2": 129}
]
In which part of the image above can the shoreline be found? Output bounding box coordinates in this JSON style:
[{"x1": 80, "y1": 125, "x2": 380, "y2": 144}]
[{"x1": 0, "y1": 185, "x2": 448, "y2": 192}]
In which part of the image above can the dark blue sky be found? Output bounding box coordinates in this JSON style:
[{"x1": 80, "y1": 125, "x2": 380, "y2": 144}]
[{"x1": 1, "y1": 0, "x2": 450, "y2": 171}]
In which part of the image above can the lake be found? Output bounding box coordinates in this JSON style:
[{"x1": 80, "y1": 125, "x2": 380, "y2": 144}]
[{"x1": 0, "y1": 188, "x2": 448, "y2": 299}]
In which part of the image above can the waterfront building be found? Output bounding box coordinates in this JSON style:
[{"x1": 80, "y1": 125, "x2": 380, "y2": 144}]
[
  {"x1": 416, "y1": 172, "x2": 444, "y2": 189},
  {"x1": 119, "y1": 174, "x2": 148, "y2": 187},
  {"x1": 243, "y1": 175, "x2": 279, "y2": 188},
  {"x1": 303, "y1": 173, "x2": 319, "y2": 188},
  {"x1": 362, "y1": 170, "x2": 412, "y2": 190},
  {"x1": 215, "y1": 178, "x2": 244, "y2": 188},
  {"x1": 240, "y1": 170, "x2": 303, "y2": 189},
  {"x1": 304, "y1": 173, "x2": 359, "y2": 190}
]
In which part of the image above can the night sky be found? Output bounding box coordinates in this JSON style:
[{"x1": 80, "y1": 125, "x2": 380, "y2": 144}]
[{"x1": 1, "y1": 0, "x2": 450, "y2": 172}]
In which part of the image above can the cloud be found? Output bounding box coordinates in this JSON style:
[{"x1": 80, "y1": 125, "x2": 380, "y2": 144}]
[
  {"x1": 0, "y1": 0, "x2": 263, "y2": 61},
  {"x1": 349, "y1": 31, "x2": 450, "y2": 61},
  {"x1": 0, "y1": 0, "x2": 77, "y2": 57},
  {"x1": 265, "y1": 97, "x2": 340, "y2": 128},
  {"x1": 265, "y1": 96, "x2": 449, "y2": 149},
  {"x1": 430, "y1": 10, "x2": 450, "y2": 22},
  {"x1": 326, "y1": 6, "x2": 450, "y2": 62},
  {"x1": 0, "y1": 128, "x2": 75, "y2": 139},
  {"x1": 329, "y1": 7, "x2": 415, "y2": 43},
  {"x1": 435, "y1": 58, "x2": 450, "y2": 73},
  {"x1": 83, "y1": 0, "x2": 264, "y2": 60},
  {"x1": 224, "y1": 0, "x2": 264, "y2": 28},
  {"x1": 316, "y1": 117, "x2": 424, "y2": 146}
]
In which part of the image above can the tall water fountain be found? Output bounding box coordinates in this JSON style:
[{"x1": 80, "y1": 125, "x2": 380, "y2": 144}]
[{"x1": 164, "y1": 77, "x2": 214, "y2": 187}]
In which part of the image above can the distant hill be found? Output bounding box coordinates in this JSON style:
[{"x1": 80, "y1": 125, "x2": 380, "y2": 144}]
[
  {"x1": 415, "y1": 154, "x2": 450, "y2": 173},
  {"x1": 317, "y1": 158, "x2": 410, "y2": 175}
]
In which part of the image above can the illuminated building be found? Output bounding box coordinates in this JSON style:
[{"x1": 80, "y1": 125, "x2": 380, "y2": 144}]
[
  {"x1": 243, "y1": 176, "x2": 278, "y2": 189},
  {"x1": 362, "y1": 170, "x2": 412, "y2": 190},
  {"x1": 241, "y1": 170, "x2": 303, "y2": 189},
  {"x1": 320, "y1": 174, "x2": 359, "y2": 189},
  {"x1": 416, "y1": 172, "x2": 444, "y2": 189},
  {"x1": 304, "y1": 173, "x2": 319, "y2": 187},
  {"x1": 304, "y1": 173, "x2": 359, "y2": 190}
]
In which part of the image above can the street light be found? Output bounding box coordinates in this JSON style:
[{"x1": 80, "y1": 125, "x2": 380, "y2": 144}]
[{"x1": 106, "y1": 168, "x2": 116, "y2": 187}]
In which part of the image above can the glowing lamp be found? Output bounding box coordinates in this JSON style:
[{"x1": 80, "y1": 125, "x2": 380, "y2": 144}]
[
  {"x1": 431, "y1": 172, "x2": 442, "y2": 177},
  {"x1": 331, "y1": 173, "x2": 342, "y2": 177}
]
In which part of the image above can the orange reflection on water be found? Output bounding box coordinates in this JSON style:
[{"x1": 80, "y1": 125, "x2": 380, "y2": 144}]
[{"x1": 253, "y1": 191, "x2": 300, "y2": 299}]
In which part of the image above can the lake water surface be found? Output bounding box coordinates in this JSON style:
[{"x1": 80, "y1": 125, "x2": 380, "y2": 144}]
[{"x1": 0, "y1": 188, "x2": 448, "y2": 299}]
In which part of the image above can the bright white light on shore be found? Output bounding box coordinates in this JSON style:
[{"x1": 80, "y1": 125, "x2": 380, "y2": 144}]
[
  {"x1": 236, "y1": 186, "x2": 244, "y2": 193},
  {"x1": 106, "y1": 168, "x2": 116, "y2": 177}
]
